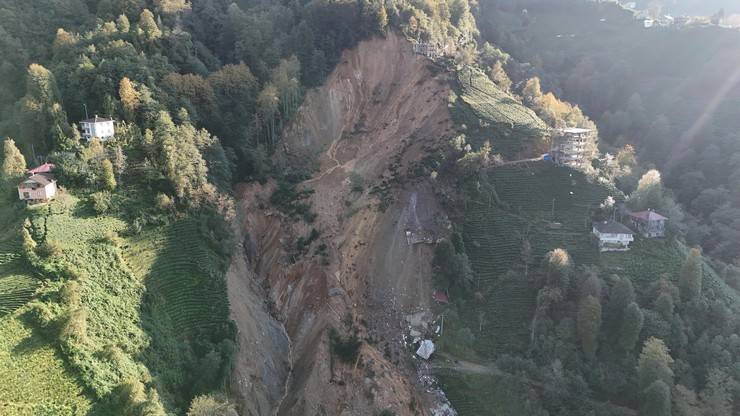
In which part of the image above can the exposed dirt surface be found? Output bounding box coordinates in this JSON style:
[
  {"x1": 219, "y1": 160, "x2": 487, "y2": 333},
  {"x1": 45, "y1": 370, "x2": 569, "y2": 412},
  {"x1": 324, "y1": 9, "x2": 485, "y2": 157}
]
[
  {"x1": 227, "y1": 217, "x2": 291, "y2": 416},
  {"x1": 231, "y1": 32, "x2": 455, "y2": 415}
]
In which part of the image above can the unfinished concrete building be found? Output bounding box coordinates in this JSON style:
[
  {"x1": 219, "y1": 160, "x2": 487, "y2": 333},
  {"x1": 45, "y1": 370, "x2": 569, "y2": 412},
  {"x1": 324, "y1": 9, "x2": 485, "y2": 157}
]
[{"x1": 550, "y1": 128, "x2": 596, "y2": 168}]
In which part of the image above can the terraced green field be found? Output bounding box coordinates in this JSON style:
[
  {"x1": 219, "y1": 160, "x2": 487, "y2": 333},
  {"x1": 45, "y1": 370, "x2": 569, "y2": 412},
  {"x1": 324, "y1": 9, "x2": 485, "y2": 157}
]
[
  {"x1": 0, "y1": 200, "x2": 91, "y2": 415},
  {"x1": 453, "y1": 66, "x2": 548, "y2": 159},
  {"x1": 0, "y1": 205, "x2": 37, "y2": 317},
  {"x1": 124, "y1": 219, "x2": 230, "y2": 333},
  {"x1": 0, "y1": 314, "x2": 91, "y2": 416},
  {"x1": 440, "y1": 163, "x2": 618, "y2": 413}
]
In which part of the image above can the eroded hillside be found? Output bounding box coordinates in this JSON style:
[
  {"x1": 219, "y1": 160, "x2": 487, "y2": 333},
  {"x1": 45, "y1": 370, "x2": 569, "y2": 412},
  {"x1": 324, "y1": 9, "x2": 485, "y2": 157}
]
[{"x1": 230, "y1": 32, "x2": 456, "y2": 415}]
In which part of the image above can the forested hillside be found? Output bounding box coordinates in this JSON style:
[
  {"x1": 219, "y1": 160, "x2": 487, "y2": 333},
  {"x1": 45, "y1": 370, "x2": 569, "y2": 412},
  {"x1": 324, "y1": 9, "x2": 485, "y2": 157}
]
[
  {"x1": 0, "y1": 0, "x2": 480, "y2": 415},
  {"x1": 3, "y1": 0, "x2": 740, "y2": 415},
  {"x1": 479, "y1": 0, "x2": 740, "y2": 267}
]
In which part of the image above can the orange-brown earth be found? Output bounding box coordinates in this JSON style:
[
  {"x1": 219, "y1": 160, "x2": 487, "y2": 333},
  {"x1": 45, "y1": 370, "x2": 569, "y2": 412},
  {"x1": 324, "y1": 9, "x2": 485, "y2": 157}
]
[{"x1": 229, "y1": 32, "x2": 456, "y2": 416}]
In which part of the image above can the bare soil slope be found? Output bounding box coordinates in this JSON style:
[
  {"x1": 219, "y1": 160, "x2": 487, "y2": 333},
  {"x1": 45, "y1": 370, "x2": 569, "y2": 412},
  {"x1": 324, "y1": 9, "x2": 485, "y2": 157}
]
[{"x1": 232, "y1": 32, "x2": 455, "y2": 415}]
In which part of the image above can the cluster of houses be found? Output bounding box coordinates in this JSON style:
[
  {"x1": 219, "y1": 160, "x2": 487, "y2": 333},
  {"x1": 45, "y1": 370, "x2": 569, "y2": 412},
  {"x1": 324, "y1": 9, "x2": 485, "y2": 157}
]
[
  {"x1": 17, "y1": 116, "x2": 116, "y2": 204},
  {"x1": 592, "y1": 209, "x2": 668, "y2": 252}
]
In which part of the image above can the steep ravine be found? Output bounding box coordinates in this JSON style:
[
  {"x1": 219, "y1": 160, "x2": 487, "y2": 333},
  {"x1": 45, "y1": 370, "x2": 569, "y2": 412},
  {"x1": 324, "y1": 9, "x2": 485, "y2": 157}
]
[{"x1": 230, "y1": 33, "x2": 456, "y2": 415}]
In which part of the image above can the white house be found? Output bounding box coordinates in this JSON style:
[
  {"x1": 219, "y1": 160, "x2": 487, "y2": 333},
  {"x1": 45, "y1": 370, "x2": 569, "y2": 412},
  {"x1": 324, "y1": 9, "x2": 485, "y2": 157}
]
[
  {"x1": 593, "y1": 220, "x2": 634, "y2": 252},
  {"x1": 629, "y1": 210, "x2": 668, "y2": 238},
  {"x1": 18, "y1": 174, "x2": 57, "y2": 203},
  {"x1": 80, "y1": 116, "x2": 115, "y2": 141}
]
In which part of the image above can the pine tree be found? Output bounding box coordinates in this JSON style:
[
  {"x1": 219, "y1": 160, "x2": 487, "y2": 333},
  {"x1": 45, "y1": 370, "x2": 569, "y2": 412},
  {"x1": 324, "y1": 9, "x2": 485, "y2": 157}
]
[
  {"x1": 112, "y1": 145, "x2": 127, "y2": 179},
  {"x1": 138, "y1": 9, "x2": 161, "y2": 41},
  {"x1": 490, "y1": 61, "x2": 512, "y2": 92},
  {"x1": 638, "y1": 337, "x2": 674, "y2": 391},
  {"x1": 577, "y1": 295, "x2": 602, "y2": 357},
  {"x1": 522, "y1": 77, "x2": 543, "y2": 106},
  {"x1": 154, "y1": 0, "x2": 190, "y2": 15},
  {"x1": 119, "y1": 77, "x2": 140, "y2": 120},
  {"x1": 654, "y1": 292, "x2": 674, "y2": 321},
  {"x1": 607, "y1": 276, "x2": 635, "y2": 326},
  {"x1": 679, "y1": 248, "x2": 703, "y2": 301},
  {"x1": 700, "y1": 369, "x2": 733, "y2": 416},
  {"x1": 619, "y1": 302, "x2": 644, "y2": 352},
  {"x1": 543, "y1": 248, "x2": 573, "y2": 291},
  {"x1": 640, "y1": 380, "x2": 671, "y2": 416},
  {"x1": 116, "y1": 14, "x2": 130, "y2": 33},
  {"x1": 100, "y1": 159, "x2": 117, "y2": 191},
  {"x1": 1, "y1": 138, "x2": 27, "y2": 184}
]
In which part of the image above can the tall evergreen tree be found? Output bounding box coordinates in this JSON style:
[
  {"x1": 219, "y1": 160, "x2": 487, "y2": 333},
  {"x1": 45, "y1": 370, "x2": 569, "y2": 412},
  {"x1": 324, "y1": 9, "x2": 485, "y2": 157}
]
[
  {"x1": 638, "y1": 337, "x2": 674, "y2": 391},
  {"x1": 138, "y1": 9, "x2": 161, "y2": 41},
  {"x1": 1, "y1": 138, "x2": 27, "y2": 185},
  {"x1": 619, "y1": 302, "x2": 644, "y2": 352},
  {"x1": 640, "y1": 380, "x2": 671, "y2": 416},
  {"x1": 577, "y1": 295, "x2": 602, "y2": 357},
  {"x1": 679, "y1": 248, "x2": 703, "y2": 301}
]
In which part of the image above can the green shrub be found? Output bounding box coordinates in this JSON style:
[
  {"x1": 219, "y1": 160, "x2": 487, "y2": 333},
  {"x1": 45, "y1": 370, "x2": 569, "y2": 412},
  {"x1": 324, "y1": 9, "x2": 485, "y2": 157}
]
[
  {"x1": 90, "y1": 191, "x2": 113, "y2": 214},
  {"x1": 37, "y1": 239, "x2": 64, "y2": 258},
  {"x1": 329, "y1": 327, "x2": 361, "y2": 363},
  {"x1": 349, "y1": 172, "x2": 364, "y2": 192},
  {"x1": 155, "y1": 192, "x2": 175, "y2": 212},
  {"x1": 187, "y1": 394, "x2": 234, "y2": 416}
]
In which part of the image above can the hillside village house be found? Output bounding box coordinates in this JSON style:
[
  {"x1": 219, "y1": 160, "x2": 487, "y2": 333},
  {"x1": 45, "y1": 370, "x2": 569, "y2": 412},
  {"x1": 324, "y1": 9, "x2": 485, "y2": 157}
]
[
  {"x1": 550, "y1": 128, "x2": 595, "y2": 168},
  {"x1": 593, "y1": 220, "x2": 634, "y2": 252},
  {"x1": 629, "y1": 210, "x2": 668, "y2": 238},
  {"x1": 18, "y1": 174, "x2": 57, "y2": 203},
  {"x1": 80, "y1": 116, "x2": 115, "y2": 141}
]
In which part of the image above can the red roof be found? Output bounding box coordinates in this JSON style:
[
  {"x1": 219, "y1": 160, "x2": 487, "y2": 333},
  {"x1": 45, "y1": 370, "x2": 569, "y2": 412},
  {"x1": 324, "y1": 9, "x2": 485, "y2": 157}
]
[
  {"x1": 432, "y1": 290, "x2": 449, "y2": 304},
  {"x1": 28, "y1": 163, "x2": 55, "y2": 174},
  {"x1": 629, "y1": 210, "x2": 668, "y2": 221}
]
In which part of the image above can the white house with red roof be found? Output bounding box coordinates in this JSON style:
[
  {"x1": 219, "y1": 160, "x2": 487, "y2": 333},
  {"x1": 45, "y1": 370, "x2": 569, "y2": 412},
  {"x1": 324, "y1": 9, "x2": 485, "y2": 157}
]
[
  {"x1": 629, "y1": 210, "x2": 668, "y2": 238},
  {"x1": 18, "y1": 174, "x2": 57, "y2": 203}
]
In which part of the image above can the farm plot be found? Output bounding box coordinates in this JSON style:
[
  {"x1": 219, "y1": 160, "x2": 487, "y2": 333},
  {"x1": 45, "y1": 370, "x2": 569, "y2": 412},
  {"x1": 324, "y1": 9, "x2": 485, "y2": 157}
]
[
  {"x1": 124, "y1": 219, "x2": 230, "y2": 334},
  {"x1": 0, "y1": 205, "x2": 37, "y2": 317},
  {"x1": 0, "y1": 314, "x2": 91, "y2": 416},
  {"x1": 437, "y1": 371, "x2": 536, "y2": 416},
  {"x1": 0, "y1": 240, "x2": 37, "y2": 317},
  {"x1": 0, "y1": 200, "x2": 90, "y2": 416},
  {"x1": 453, "y1": 66, "x2": 548, "y2": 159},
  {"x1": 449, "y1": 164, "x2": 612, "y2": 359},
  {"x1": 457, "y1": 66, "x2": 547, "y2": 134}
]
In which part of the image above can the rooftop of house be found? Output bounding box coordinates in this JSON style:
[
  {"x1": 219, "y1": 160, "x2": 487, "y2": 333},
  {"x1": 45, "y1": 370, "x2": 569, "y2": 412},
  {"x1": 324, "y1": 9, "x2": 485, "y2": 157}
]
[
  {"x1": 19, "y1": 173, "x2": 55, "y2": 188},
  {"x1": 27, "y1": 163, "x2": 55, "y2": 175},
  {"x1": 80, "y1": 115, "x2": 114, "y2": 124},
  {"x1": 593, "y1": 220, "x2": 634, "y2": 235},
  {"x1": 630, "y1": 210, "x2": 668, "y2": 221},
  {"x1": 561, "y1": 127, "x2": 593, "y2": 134}
]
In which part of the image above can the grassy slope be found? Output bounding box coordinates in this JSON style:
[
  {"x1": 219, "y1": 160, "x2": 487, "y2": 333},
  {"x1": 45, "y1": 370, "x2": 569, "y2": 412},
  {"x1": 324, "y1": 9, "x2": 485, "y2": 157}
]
[
  {"x1": 453, "y1": 66, "x2": 548, "y2": 159},
  {"x1": 0, "y1": 192, "x2": 232, "y2": 414},
  {"x1": 0, "y1": 200, "x2": 91, "y2": 415},
  {"x1": 123, "y1": 217, "x2": 232, "y2": 410}
]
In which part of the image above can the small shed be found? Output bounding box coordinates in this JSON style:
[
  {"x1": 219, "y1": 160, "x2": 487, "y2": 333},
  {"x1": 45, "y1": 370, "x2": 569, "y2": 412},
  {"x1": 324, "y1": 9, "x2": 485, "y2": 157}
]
[
  {"x1": 629, "y1": 210, "x2": 668, "y2": 238},
  {"x1": 18, "y1": 174, "x2": 57, "y2": 203},
  {"x1": 592, "y1": 220, "x2": 634, "y2": 252}
]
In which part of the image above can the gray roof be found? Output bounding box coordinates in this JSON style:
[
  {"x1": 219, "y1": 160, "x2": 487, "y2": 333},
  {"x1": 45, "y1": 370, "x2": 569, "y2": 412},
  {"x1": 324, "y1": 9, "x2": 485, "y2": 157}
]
[
  {"x1": 19, "y1": 173, "x2": 54, "y2": 188},
  {"x1": 80, "y1": 116, "x2": 114, "y2": 123},
  {"x1": 593, "y1": 220, "x2": 634, "y2": 235}
]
